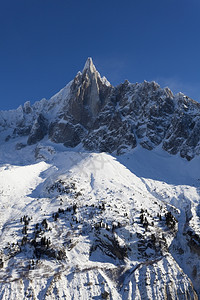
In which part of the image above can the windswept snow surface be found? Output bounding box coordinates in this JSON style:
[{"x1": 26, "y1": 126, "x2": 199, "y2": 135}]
[{"x1": 0, "y1": 140, "x2": 199, "y2": 299}]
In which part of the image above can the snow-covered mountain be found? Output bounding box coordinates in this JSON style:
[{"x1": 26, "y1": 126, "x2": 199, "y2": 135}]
[
  {"x1": 1, "y1": 57, "x2": 200, "y2": 160},
  {"x1": 0, "y1": 59, "x2": 200, "y2": 299}
]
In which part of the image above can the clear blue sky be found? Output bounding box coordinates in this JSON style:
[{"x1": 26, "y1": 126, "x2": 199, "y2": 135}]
[{"x1": 1, "y1": 0, "x2": 200, "y2": 110}]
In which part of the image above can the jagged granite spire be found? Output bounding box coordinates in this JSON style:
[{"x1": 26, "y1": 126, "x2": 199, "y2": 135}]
[
  {"x1": 48, "y1": 58, "x2": 112, "y2": 146},
  {"x1": 65, "y1": 57, "x2": 112, "y2": 125},
  {"x1": 82, "y1": 57, "x2": 97, "y2": 74}
]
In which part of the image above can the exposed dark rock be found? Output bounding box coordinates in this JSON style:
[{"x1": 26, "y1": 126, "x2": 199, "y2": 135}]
[
  {"x1": 27, "y1": 114, "x2": 48, "y2": 145},
  {"x1": 90, "y1": 232, "x2": 127, "y2": 261},
  {"x1": 5, "y1": 135, "x2": 11, "y2": 142},
  {"x1": 23, "y1": 101, "x2": 32, "y2": 114},
  {"x1": 0, "y1": 259, "x2": 3, "y2": 269},
  {"x1": 49, "y1": 121, "x2": 86, "y2": 147},
  {"x1": 15, "y1": 143, "x2": 26, "y2": 150},
  {"x1": 13, "y1": 125, "x2": 31, "y2": 137}
]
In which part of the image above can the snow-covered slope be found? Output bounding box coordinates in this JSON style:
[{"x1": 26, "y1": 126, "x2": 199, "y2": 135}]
[
  {"x1": 0, "y1": 137, "x2": 199, "y2": 299},
  {"x1": 1, "y1": 58, "x2": 200, "y2": 299}
]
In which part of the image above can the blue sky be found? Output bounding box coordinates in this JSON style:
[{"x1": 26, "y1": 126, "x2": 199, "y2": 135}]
[{"x1": 0, "y1": 0, "x2": 200, "y2": 110}]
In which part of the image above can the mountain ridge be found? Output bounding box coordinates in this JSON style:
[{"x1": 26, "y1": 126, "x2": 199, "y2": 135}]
[{"x1": 1, "y1": 58, "x2": 200, "y2": 160}]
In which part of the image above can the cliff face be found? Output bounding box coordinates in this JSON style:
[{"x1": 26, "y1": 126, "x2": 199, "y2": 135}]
[{"x1": 1, "y1": 58, "x2": 200, "y2": 160}]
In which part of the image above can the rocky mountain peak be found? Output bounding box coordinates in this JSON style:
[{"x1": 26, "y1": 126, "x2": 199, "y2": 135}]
[
  {"x1": 81, "y1": 57, "x2": 111, "y2": 87},
  {"x1": 82, "y1": 57, "x2": 97, "y2": 75},
  {"x1": 1, "y1": 59, "x2": 200, "y2": 160},
  {"x1": 66, "y1": 58, "x2": 112, "y2": 126}
]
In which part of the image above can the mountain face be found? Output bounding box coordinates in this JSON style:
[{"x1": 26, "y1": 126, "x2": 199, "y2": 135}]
[
  {"x1": 1, "y1": 57, "x2": 200, "y2": 160},
  {"x1": 1, "y1": 59, "x2": 200, "y2": 299}
]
